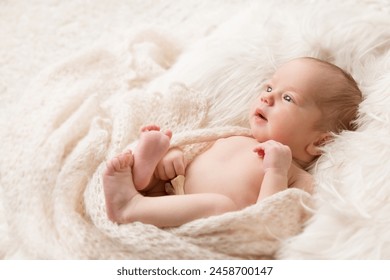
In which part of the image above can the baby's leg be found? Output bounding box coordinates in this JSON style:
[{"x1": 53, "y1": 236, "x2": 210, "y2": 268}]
[
  {"x1": 132, "y1": 125, "x2": 172, "y2": 191},
  {"x1": 103, "y1": 152, "x2": 237, "y2": 226},
  {"x1": 128, "y1": 193, "x2": 239, "y2": 227}
]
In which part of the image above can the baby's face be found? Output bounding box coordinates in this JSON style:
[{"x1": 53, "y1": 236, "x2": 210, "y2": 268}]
[{"x1": 249, "y1": 58, "x2": 324, "y2": 161}]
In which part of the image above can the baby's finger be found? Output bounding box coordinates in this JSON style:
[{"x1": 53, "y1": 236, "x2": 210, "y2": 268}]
[
  {"x1": 155, "y1": 164, "x2": 168, "y2": 180},
  {"x1": 253, "y1": 146, "x2": 265, "y2": 157},
  {"x1": 164, "y1": 162, "x2": 176, "y2": 179},
  {"x1": 173, "y1": 158, "x2": 186, "y2": 176}
]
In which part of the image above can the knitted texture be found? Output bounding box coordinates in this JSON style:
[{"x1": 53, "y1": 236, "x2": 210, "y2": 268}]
[
  {"x1": 0, "y1": 30, "x2": 311, "y2": 259},
  {"x1": 2, "y1": 0, "x2": 390, "y2": 259}
]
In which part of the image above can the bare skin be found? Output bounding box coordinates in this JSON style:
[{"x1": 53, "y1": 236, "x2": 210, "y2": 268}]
[
  {"x1": 103, "y1": 127, "x2": 311, "y2": 227},
  {"x1": 104, "y1": 125, "x2": 173, "y2": 222},
  {"x1": 132, "y1": 124, "x2": 172, "y2": 191},
  {"x1": 103, "y1": 58, "x2": 338, "y2": 227},
  {"x1": 103, "y1": 150, "x2": 137, "y2": 223},
  {"x1": 103, "y1": 128, "x2": 238, "y2": 227}
]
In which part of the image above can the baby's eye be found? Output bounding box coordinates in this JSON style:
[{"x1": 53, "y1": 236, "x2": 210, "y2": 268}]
[
  {"x1": 283, "y1": 95, "x2": 293, "y2": 103},
  {"x1": 266, "y1": 86, "x2": 272, "y2": 92}
]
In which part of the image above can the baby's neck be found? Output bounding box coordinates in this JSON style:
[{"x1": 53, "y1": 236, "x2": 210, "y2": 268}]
[{"x1": 292, "y1": 158, "x2": 312, "y2": 171}]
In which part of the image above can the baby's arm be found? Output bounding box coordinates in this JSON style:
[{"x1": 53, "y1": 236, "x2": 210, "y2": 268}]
[
  {"x1": 154, "y1": 147, "x2": 186, "y2": 181},
  {"x1": 253, "y1": 140, "x2": 292, "y2": 201}
]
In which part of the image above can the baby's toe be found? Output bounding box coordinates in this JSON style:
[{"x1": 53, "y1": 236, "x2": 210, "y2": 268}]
[
  {"x1": 141, "y1": 124, "x2": 160, "y2": 132},
  {"x1": 105, "y1": 157, "x2": 121, "y2": 175},
  {"x1": 123, "y1": 150, "x2": 134, "y2": 167}
]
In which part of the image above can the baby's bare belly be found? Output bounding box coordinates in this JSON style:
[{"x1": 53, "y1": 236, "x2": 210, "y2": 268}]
[{"x1": 183, "y1": 136, "x2": 264, "y2": 209}]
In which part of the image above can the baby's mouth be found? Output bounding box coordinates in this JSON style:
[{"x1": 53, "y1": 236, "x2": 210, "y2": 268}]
[
  {"x1": 258, "y1": 113, "x2": 267, "y2": 121},
  {"x1": 255, "y1": 109, "x2": 268, "y2": 121}
]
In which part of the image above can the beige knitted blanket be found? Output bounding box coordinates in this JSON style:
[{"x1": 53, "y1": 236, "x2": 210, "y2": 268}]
[
  {"x1": 0, "y1": 28, "x2": 312, "y2": 259},
  {"x1": 3, "y1": 0, "x2": 389, "y2": 260}
]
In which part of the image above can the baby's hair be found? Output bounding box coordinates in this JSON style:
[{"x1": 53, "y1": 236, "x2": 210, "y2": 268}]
[{"x1": 302, "y1": 57, "x2": 363, "y2": 133}]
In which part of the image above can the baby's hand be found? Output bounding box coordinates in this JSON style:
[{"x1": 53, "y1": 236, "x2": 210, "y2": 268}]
[
  {"x1": 253, "y1": 140, "x2": 292, "y2": 175},
  {"x1": 155, "y1": 148, "x2": 186, "y2": 181}
]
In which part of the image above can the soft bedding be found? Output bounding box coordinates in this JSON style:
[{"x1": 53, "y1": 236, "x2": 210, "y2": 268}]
[{"x1": 1, "y1": 0, "x2": 390, "y2": 259}]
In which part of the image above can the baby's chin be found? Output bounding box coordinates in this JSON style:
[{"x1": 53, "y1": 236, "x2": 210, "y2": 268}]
[{"x1": 250, "y1": 130, "x2": 270, "y2": 143}]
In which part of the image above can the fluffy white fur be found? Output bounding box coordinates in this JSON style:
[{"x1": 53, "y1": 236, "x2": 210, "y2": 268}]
[
  {"x1": 279, "y1": 54, "x2": 390, "y2": 259},
  {"x1": 154, "y1": 1, "x2": 390, "y2": 259},
  {"x1": 1, "y1": 0, "x2": 390, "y2": 259}
]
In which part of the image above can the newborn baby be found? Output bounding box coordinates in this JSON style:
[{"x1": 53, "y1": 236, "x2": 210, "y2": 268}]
[{"x1": 103, "y1": 57, "x2": 362, "y2": 227}]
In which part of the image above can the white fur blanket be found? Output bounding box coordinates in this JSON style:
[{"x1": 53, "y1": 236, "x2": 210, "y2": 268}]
[{"x1": 1, "y1": 0, "x2": 390, "y2": 259}]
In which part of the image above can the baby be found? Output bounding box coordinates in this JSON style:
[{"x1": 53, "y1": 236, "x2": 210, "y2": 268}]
[{"x1": 103, "y1": 57, "x2": 362, "y2": 227}]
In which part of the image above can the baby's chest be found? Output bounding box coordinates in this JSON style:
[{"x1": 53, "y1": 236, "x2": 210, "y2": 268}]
[
  {"x1": 199, "y1": 138, "x2": 261, "y2": 168},
  {"x1": 185, "y1": 137, "x2": 264, "y2": 205}
]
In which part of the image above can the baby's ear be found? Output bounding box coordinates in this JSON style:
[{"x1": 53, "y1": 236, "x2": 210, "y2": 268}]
[{"x1": 306, "y1": 132, "x2": 333, "y2": 156}]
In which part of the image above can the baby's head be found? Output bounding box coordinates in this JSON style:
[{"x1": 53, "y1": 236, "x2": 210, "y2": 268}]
[
  {"x1": 249, "y1": 57, "x2": 362, "y2": 167},
  {"x1": 304, "y1": 57, "x2": 362, "y2": 133}
]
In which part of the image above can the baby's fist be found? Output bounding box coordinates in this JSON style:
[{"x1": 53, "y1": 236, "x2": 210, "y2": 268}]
[{"x1": 253, "y1": 140, "x2": 292, "y2": 174}]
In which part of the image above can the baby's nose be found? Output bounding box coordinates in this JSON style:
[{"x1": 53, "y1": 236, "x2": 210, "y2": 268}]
[{"x1": 260, "y1": 94, "x2": 274, "y2": 106}]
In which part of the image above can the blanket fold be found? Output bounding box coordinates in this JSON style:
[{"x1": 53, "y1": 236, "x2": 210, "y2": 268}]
[
  {"x1": 2, "y1": 0, "x2": 390, "y2": 260},
  {"x1": 0, "y1": 28, "x2": 312, "y2": 259}
]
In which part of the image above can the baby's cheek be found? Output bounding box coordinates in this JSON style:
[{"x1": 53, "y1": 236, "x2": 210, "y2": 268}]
[{"x1": 269, "y1": 129, "x2": 291, "y2": 145}]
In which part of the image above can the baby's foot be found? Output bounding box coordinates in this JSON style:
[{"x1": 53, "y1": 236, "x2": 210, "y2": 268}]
[
  {"x1": 103, "y1": 150, "x2": 139, "y2": 223},
  {"x1": 133, "y1": 125, "x2": 172, "y2": 191}
]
